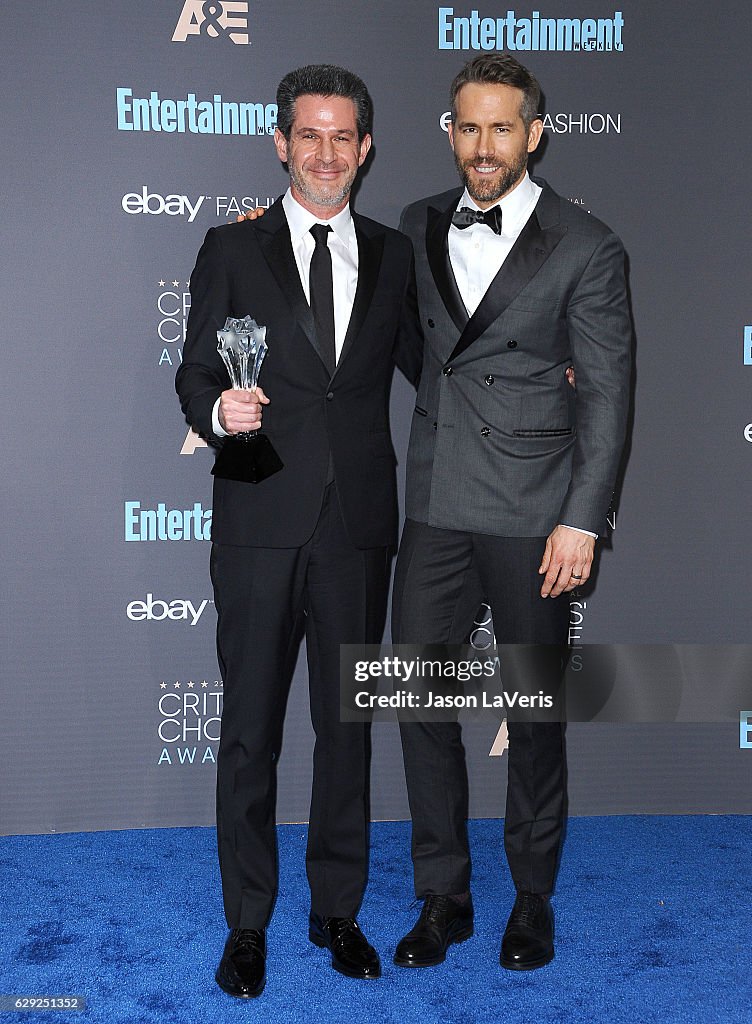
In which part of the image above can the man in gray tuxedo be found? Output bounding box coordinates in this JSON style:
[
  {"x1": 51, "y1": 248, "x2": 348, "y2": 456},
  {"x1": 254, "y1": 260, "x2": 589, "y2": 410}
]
[{"x1": 391, "y1": 53, "x2": 631, "y2": 972}]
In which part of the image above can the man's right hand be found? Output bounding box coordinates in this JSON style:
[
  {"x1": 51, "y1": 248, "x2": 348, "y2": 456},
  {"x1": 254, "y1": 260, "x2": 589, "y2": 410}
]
[
  {"x1": 218, "y1": 387, "x2": 269, "y2": 434},
  {"x1": 236, "y1": 208, "x2": 266, "y2": 223}
]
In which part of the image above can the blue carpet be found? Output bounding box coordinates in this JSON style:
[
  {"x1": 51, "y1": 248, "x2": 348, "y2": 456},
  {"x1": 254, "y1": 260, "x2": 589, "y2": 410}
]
[{"x1": 1, "y1": 817, "x2": 750, "y2": 1024}]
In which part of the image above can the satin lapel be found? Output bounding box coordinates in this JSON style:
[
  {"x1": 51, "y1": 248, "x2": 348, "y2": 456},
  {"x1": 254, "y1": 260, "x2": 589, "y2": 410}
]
[
  {"x1": 447, "y1": 209, "x2": 568, "y2": 364},
  {"x1": 256, "y1": 203, "x2": 326, "y2": 368},
  {"x1": 426, "y1": 199, "x2": 468, "y2": 335},
  {"x1": 331, "y1": 219, "x2": 384, "y2": 381}
]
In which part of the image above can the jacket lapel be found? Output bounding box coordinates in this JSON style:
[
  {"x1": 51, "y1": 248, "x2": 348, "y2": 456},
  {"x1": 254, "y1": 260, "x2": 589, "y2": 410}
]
[
  {"x1": 331, "y1": 217, "x2": 384, "y2": 380},
  {"x1": 446, "y1": 184, "x2": 567, "y2": 364},
  {"x1": 256, "y1": 199, "x2": 327, "y2": 369},
  {"x1": 426, "y1": 196, "x2": 468, "y2": 335}
]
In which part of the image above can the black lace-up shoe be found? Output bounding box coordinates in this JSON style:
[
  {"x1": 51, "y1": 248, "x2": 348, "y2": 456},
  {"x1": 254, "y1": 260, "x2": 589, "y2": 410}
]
[
  {"x1": 309, "y1": 915, "x2": 381, "y2": 979},
  {"x1": 393, "y1": 894, "x2": 474, "y2": 967},
  {"x1": 500, "y1": 892, "x2": 554, "y2": 971},
  {"x1": 215, "y1": 928, "x2": 266, "y2": 997}
]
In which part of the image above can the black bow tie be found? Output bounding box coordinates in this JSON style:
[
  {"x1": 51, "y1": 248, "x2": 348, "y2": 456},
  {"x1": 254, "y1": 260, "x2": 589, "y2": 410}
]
[{"x1": 451, "y1": 205, "x2": 503, "y2": 235}]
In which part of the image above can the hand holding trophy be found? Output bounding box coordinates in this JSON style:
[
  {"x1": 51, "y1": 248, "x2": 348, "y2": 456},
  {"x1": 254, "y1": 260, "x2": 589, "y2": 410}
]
[{"x1": 212, "y1": 316, "x2": 284, "y2": 484}]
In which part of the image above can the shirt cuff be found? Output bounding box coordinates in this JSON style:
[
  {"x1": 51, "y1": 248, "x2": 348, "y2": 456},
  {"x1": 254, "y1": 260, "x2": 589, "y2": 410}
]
[
  {"x1": 212, "y1": 398, "x2": 229, "y2": 438},
  {"x1": 559, "y1": 523, "x2": 598, "y2": 539}
]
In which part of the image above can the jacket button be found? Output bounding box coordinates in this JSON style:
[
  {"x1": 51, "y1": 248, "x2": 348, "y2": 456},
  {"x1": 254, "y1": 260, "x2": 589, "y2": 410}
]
[
  {"x1": 480, "y1": 426, "x2": 491, "y2": 437},
  {"x1": 427, "y1": 318, "x2": 435, "y2": 328},
  {"x1": 326, "y1": 391, "x2": 334, "y2": 401},
  {"x1": 507, "y1": 339, "x2": 518, "y2": 349},
  {"x1": 442, "y1": 366, "x2": 453, "y2": 376},
  {"x1": 485, "y1": 375, "x2": 495, "y2": 386}
]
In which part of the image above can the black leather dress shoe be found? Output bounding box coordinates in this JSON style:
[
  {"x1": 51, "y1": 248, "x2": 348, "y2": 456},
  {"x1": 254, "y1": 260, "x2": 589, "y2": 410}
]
[
  {"x1": 393, "y1": 894, "x2": 474, "y2": 967},
  {"x1": 215, "y1": 928, "x2": 266, "y2": 997},
  {"x1": 500, "y1": 892, "x2": 554, "y2": 971},
  {"x1": 309, "y1": 915, "x2": 381, "y2": 979}
]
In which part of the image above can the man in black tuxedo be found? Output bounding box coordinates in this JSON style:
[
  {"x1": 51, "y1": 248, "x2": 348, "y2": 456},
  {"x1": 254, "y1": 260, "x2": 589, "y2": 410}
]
[
  {"x1": 391, "y1": 54, "x2": 631, "y2": 971},
  {"x1": 176, "y1": 64, "x2": 421, "y2": 998}
]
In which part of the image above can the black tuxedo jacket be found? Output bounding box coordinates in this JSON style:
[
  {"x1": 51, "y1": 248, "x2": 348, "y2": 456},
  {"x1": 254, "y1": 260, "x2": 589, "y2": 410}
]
[{"x1": 176, "y1": 198, "x2": 422, "y2": 549}]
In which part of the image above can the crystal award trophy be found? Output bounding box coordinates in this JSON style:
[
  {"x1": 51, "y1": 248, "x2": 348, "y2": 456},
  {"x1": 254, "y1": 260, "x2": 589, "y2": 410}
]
[{"x1": 211, "y1": 315, "x2": 283, "y2": 484}]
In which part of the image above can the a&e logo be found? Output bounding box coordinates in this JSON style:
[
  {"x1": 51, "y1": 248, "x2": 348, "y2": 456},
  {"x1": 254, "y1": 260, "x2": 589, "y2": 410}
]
[{"x1": 173, "y1": 1, "x2": 250, "y2": 44}]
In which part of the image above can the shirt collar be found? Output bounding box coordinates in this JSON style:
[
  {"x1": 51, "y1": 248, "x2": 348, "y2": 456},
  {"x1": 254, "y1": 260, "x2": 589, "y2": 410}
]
[
  {"x1": 282, "y1": 188, "x2": 355, "y2": 250},
  {"x1": 457, "y1": 171, "x2": 539, "y2": 235}
]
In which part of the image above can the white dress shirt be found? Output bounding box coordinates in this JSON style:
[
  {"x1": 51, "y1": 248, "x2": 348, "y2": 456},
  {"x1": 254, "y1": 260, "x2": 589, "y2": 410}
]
[
  {"x1": 212, "y1": 189, "x2": 359, "y2": 437},
  {"x1": 448, "y1": 173, "x2": 595, "y2": 539},
  {"x1": 449, "y1": 171, "x2": 541, "y2": 316},
  {"x1": 282, "y1": 188, "x2": 358, "y2": 360}
]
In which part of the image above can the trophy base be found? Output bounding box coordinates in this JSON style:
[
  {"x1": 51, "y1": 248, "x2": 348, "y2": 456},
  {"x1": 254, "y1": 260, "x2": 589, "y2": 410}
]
[{"x1": 211, "y1": 432, "x2": 284, "y2": 484}]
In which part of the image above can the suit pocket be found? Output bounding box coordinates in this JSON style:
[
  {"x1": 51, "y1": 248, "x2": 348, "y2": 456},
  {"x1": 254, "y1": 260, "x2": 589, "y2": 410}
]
[{"x1": 513, "y1": 428, "x2": 573, "y2": 438}]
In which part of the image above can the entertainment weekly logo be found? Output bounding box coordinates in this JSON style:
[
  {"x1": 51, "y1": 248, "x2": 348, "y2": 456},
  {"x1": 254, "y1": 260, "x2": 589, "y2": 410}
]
[
  {"x1": 124, "y1": 501, "x2": 212, "y2": 541},
  {"x1": 157, "y1": 679, "x2": 223, "y2": 766},
  {"x1": 743, "y1": 326, "x2": 752, "y2": 365},
  {"x1": 116, "y1": 89, "x2": 276, "y2": 136},
  {"x1": 173, "y1": 1, "x2": 250, "y2": 44},
  {"x1": 437, "y1": 7, "x2": 624, "y2": 51}
]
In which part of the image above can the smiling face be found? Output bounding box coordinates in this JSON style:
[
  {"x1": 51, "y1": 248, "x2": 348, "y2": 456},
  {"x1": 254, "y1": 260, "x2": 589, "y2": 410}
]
[
  {"x1": 274, "y1": 93, "x2": 372, "y2": 218},
  {"x1": 448, "y1": 82, "x2": 543, "y2": 208}
]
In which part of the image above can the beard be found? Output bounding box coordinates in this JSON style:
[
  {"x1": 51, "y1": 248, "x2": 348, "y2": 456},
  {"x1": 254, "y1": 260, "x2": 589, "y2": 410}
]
[
  {"x1": 454, "y1": 148, "x2": 528, "y2": 205},
  {"x1": 289, "y1": 163, "x2": 356, "y2": 209}
]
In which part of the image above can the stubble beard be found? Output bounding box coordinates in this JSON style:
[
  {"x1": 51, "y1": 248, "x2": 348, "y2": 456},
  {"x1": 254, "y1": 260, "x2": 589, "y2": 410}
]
[
  {"x1": 289, "y1": 164, "x2": 356, "y2": 210},
  {"x1": 455, "y1": 148, "x2": 528, "y2": 205}
]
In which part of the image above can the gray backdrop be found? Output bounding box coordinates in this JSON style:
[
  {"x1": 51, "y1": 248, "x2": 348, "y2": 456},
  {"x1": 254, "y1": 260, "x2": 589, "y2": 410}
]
[{"x1": 2, "y1": 0, "x2": 750, "y2": 835}]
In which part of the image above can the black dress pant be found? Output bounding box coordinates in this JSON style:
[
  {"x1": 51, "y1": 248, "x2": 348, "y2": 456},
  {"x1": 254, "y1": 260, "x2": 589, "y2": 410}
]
[
  {"x1": 392, "y1": 519, "x2": 569, "y2": 898},
  {"x1": 211, "y1": 484, "x2": 391, "y2": 928}
]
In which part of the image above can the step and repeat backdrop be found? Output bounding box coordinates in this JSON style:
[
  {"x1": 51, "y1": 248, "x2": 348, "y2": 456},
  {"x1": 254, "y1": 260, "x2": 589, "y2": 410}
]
[{"x1": 3, "y1": 0, "x2": 751, "y2": 834}]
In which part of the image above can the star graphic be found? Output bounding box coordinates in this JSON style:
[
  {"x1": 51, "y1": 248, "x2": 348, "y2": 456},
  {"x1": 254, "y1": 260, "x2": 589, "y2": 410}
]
[
  {"x1": 172, "y1": 280, "x2": 180, "y2": 287},
  {"x1": 160, "y1": 681, "x2": 167, "y2": 689},
  {"x1": 158, "y1": 279, "x2": 165, "y2": 287},
  {"x1": 187, "y1": 681, "x2": 195, "y2": 688},
  {"x1": 201, "y1": 680, "x2": 208, "y2": 688},
  {"x1": 174, "y1": 681, "x2": 181, "y2": 689}
]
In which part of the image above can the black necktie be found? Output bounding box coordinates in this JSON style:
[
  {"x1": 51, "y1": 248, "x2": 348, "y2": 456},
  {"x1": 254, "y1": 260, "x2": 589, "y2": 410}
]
[
  {"x1": 451, "y1": 205, "x2": 503, "y2": 235},
  {"x1": 309, "y1": 223, "x2": 336, "y2": 374}
]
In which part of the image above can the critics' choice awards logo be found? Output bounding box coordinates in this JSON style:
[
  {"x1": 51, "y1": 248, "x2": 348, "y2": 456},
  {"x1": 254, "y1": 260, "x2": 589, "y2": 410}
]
[
  {"x1": 152, "y1": 276, "x2": 270, "y2": 455},
  {"x1": 153, "y1": 278, "x2": 207, "y2": 454},
  {"x1": 465, "y1": 604, "x2": 508, "y2": 756},
  {"x1": 173, "y1": 0, "x2": 250, "y2": 44},
  {"x1": 156, "y1": 278, "x2": 190, "y2": 368},
  {"x1": 157, "y1": 679, "x2": 223, "y2": 766},
  {"x1": 438, "y1": 7, "x2": 624, "y2": 51}
]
